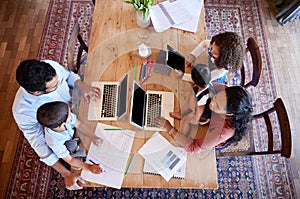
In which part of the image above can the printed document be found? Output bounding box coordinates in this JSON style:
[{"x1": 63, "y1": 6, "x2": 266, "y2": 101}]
[
  {"x1": 138, "y1": 132, "x2": 187, "y2": 181},
  {"x1": 172, "y1": 0, "x2": 203, "y2": 32},
  {"x1": 143, "y1": 146, "x2": 187, "y2": 179},
  {"x1": 150, "y1": 0, "x2": 192, "y2": 32},
  {"x1": 81, "y1": 123, "x2": 135, "y2": 189}
]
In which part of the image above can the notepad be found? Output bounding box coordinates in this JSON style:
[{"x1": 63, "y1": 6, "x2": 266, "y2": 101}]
[
  {"x1": 172, "y1": 0, "x2": 203, "y2": 33},
  {"x1": 150, "y1": 0, "x2": 192, "y2": 32},
  {"x1": 143, "y1": 146, "x2": 187, "y2": 179},
  {"x1": 138, "y1": 132, "x2": 187, "y2": 181},
  {"x1": 81, "y1": 123, "x2": 135, "y2": 189}
]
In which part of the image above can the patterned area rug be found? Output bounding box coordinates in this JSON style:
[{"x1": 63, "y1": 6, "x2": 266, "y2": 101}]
[{"x1": 6, "y1": 0, "x2": 296, "y2": 198}]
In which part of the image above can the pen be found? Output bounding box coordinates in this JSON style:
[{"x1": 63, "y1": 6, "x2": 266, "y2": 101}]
[
  {"x1": 104, "y1": 128, "x2": 125, "y2": 130},
  {"x1": 89, "y1": 159, "x2": 106, "y2": 172},
  {"x1": 134, "y1": 64, "x2": 137, "y2": 80},
  {"x1": 124, "y1": 154, "x2": 135, "y2": 178},
  {"x1": 89, "y1": 159, "x2": 98, "y2": 165},
  {"x1": 142, "y1": 62, "x2": 147, "y2": 80}
]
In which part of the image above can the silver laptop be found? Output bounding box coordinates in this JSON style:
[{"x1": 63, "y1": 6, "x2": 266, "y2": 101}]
[
  {"x1": 88, "y1": 74, "x2": 128, "y2": 121},
  {"x1": 130, "y1": 81, "x2": 174, "y2": 131}
]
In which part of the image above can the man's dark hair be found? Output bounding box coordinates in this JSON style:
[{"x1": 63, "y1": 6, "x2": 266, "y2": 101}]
[
  {"x1": 16, "y1": 59, "x2": 57, "y2": 92},
  {"x1": 191, "y1": 64, "x2": 211, "y2": 88},
  {"x1": 37, "y1": 101, "x2": 69, "y2": 129}
]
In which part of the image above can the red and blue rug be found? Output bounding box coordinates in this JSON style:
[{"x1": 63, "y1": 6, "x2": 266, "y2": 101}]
[{"x1": 6, "y1": 0, "x2": 296, "y2": 198}]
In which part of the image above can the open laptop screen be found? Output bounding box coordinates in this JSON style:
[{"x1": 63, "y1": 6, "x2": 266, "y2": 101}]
[
  {"x1": 117, "y1": 73, "x2": 128, "y2": 118},
  {"x1": 130, "y1": 81, "x2": 146, "y2": 128}
]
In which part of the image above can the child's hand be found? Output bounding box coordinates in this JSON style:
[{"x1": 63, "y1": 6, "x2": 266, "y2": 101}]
[
  {"x1": 190, "y1": 117, "x2": 199, "y2": 125},
  {"x1": 174, "y1": 69, "x2": 184, "y2": 78},
  {"x1": 92, "y1": 137, "x2": 103, "y2": 146},
  {"x1": 87, "y1": 164, "x2": 103, "y2": 174},
  {"x1": 186, "y1": 54, "x2": 196, "y2": 67}
]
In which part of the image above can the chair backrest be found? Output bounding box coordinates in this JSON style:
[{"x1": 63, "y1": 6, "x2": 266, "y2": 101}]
[
  {"x1": 67, "y1": 22, "x2": 89, "y2": 73},
  {"x1": 240, "y1": 37, "x2": 262, "y2": 88},
  {"x1": 216, "y1": 98, "x2": 292, "y2": 158},
  {"x1": 250, "y1": 98, "x2": 292, "y2": 158}
]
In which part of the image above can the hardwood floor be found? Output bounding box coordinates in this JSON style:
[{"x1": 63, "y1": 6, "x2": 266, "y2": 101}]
[
  {"x1": 0, "y1": 0, "x2": 50, "y2": 198},
  {"x1": 261, "y1": 1, "x2": 300, "y2": 196},
  {"x1": 0, "y1": 0, "x2": 299, "y2": 198}
]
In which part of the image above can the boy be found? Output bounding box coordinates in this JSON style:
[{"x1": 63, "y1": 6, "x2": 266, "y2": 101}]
[
  {"x1": 170, "y1": 64, "x2": 214, "y2": 134},
  {"x1": 37, "y1": 101, "x2": 103, "y2": 173},
  {"x1": 13, "y1": 59, "x2": 101, "y2": 189}
]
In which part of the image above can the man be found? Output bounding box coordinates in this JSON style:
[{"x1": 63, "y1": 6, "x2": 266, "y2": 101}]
[{"x1": 12, "y1": 59, "x2": 101, "y2": 190}]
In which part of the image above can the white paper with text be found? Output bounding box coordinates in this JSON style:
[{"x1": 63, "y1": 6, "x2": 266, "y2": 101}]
[
  {"x1": 150, "y1": 0, "x2": 192, "y2": 32},
  {"x1": 138, "y1": 132, "x2": 187, "y2": 181},
  {"x1": 81, "y1": 123, "x2": 135, "y2": 189}
]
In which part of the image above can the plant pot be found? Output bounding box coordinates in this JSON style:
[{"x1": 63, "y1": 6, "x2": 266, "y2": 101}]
[{"x1": 136, "y1": 11, "x2": 150, "y2": 28}]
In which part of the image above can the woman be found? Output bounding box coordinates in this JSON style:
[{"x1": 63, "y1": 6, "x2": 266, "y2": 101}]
[
  {"x1": 156, "y1": 84, "x2": 253, "y2": 153},
  {"x1": 186, "y1": 32, "x2": 244, "y2": 84}
]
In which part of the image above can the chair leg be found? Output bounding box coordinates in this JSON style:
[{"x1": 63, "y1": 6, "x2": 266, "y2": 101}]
[
  {"x1": 76, "y1": 47, "x2": 84, "y2": 74},
  {"x1": 78, "y1": 35, "x2": 88, "y2": 53}
]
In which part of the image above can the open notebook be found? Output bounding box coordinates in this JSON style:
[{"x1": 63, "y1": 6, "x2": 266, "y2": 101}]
[
  {"x1": 138, "y1": 132, "x2": 187, "y2": 181},
  {"x1": 81, "y1": 123, "x2": 135, "y2": 189},
  {"x1": 143, "y1": 146, "x2": 187, "y2": 179}
]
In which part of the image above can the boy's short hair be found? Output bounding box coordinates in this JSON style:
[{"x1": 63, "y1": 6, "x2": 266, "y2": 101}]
[
  {"x1": 16, "y1": 59, "x2": 57, "y2": 92},
  {"x1": 191, "y1": 64, "x2": 211, "y2": 88},
  {"x1": 37, "y1": 101, "x2": 69, "y2": 129}
]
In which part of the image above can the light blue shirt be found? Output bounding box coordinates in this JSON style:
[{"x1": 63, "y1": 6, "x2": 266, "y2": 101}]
[
  {"x1": 45, "y1": 112, "x2": 77, "y2": 159},
  {"x1": 12, "y1": 60, "x2": 80, "y2": 166}
]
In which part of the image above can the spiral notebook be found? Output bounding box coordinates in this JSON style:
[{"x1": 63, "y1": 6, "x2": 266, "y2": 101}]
[
  {"x1": 143, "y1": 147, "x2": 187, "y2": 179},
  {"x1": 138, "y1": 132, "x2": 187, "y2": 181}
]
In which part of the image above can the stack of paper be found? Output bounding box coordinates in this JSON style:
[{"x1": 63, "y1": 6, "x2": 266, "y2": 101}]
[
  {"x1": 138, "y1": 132, "x2": 187, "y2": 181},
  {"x1": 81, "y1": 123, "x2": 136, "y2": 189},
  {"x1": 150, "y1": 0, "x2": 203, "y2": 33},
  {"x1": 143, "y1": 147, "x2": 187, "y2": 179}
]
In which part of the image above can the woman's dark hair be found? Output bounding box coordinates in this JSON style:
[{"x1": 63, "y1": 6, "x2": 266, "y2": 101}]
[
  {"x1": 225, "y1": 86, "x2": 253, "y2": 145},
  {"x1": 191, "y1": 64, "x2": 211, "y2": 88},
  {"x1": 210, "y1": 32, "x2": 244, "y2": 71},
  {"x1": 16, "y1": 59, "x2": 57, "y2": 92},
  {"x1": 37, "y1": 101, "x2": 69, "y2": 129}
]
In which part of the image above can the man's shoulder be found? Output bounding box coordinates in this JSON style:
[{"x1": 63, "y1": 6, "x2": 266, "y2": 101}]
[{"x1": 42, "y1": 60, "x2": 64, "y2": 71}]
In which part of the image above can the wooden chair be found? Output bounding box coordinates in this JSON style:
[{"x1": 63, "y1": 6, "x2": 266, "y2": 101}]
[
  {"x1": 67, "y1": 22, "x2": 89, "y2": 73},
  {"x1": 216, "y1": 98, "x2": 292, "y2": 158},
  {"x1": 240, "y1": 37, "x2": 262, "y2": 88}
]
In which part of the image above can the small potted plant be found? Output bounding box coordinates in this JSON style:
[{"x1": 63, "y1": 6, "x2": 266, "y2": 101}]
[{"x1": 123, "y1": 0, "x2": 155, "y2": 27}]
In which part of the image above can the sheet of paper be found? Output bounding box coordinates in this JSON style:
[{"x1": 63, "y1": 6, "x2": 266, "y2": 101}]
[
  {"x1": 143, "y1": 146, "x2": 187, "y2": 179},
  {"x1": 138, "y1": 132, "x2": 187, "y2": 181},
  {"x1": 150, "y1": 5, "x2": 172, "y2": 32},
  {"x1": 81, "y1": 123, "x2": 135, "y2": 189},
  {"x1": 150, "y1": 0, "x2": 192, "y2": 32},
  {"x1": 172, "y1": 0, "x2": 203, "y2": 32}
]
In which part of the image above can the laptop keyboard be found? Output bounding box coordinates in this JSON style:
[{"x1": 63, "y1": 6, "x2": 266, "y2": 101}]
[
  {"x1": 101, "y1": 84, "x2": 117, "y2": 118},
  {"x1": 146, "y1": 94, "x2": 162, "y2": 127},
  {"x1": 153, "y1": 50, "x2": 171, "y2": 76}
]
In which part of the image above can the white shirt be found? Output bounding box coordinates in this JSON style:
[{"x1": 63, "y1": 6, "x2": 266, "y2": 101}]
[
  {"x1": 12, "y1": 60, "x2": 80, "y2": 166},
  {"x1": 190, "y1": 39, "x2": 211, "y2": 58},
  {"x1": 45, "y1": 112, "x2": 77, "y2": 159}
]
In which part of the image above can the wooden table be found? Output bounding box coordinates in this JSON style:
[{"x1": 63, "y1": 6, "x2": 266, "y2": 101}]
[{"x1": 78, "y1": 0, "x2": 218, "y2": 189}]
